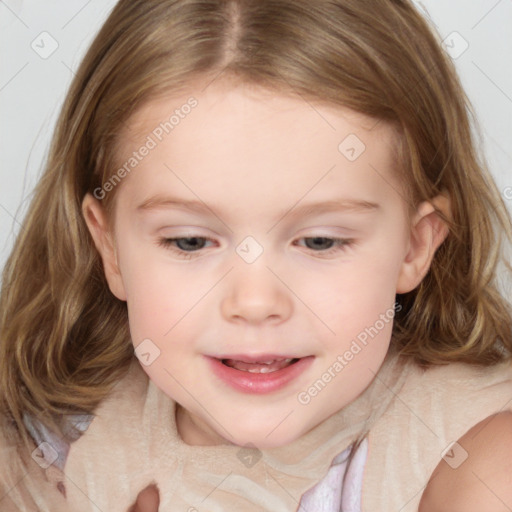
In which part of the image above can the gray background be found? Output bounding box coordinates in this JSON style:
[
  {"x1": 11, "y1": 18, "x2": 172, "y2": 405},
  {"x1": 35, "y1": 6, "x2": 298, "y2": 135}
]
[{"x1": 1, "y1": 0, "x2": 511, "y2": 276}]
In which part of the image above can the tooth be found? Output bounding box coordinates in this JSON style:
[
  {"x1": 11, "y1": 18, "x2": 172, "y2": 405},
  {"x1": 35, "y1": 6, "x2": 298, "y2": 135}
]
[
  {"x1": 256, "y1": 358, "x2": 293, "y2": 364},
  {"x1": 247, "y1": 366, "x2": 275, "y2": 373}
]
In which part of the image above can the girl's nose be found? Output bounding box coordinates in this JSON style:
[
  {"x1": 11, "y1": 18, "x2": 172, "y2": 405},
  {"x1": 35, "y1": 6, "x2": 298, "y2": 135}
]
[{"x1": 220, "y1": 265, "x2": 293, "y2": 325}]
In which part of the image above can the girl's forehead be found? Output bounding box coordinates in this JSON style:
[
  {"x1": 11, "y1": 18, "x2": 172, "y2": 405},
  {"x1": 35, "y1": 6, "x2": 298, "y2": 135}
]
[
  {"x1": 111, "y1": 81, "x2": 408, "y2": 223},
  {"x1": 119, "y1": 79, "x2": 396, "y2": 155}
]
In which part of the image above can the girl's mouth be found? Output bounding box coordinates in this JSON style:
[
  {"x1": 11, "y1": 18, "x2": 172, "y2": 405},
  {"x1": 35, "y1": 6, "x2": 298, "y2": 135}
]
[{"x1": 206, "y1": 355, "x2": 314, "y2": 394}]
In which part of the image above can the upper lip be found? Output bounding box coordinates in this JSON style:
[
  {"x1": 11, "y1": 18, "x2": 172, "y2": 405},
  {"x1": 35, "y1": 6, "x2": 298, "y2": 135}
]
[{"x1": 209, "y1": 354, "x2": 306, "y2": 363}]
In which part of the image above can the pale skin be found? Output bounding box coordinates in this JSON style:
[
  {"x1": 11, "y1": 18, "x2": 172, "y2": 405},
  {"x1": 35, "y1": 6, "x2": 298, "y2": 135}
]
[{"x1": 82, "y1": 78, "x2": 512, "y2": 511}]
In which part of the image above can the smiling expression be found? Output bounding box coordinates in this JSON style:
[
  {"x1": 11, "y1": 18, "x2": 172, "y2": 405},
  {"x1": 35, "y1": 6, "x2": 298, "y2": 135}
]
[{"x1": 82, "y1": 76, "x2": 445, "y2": 448}]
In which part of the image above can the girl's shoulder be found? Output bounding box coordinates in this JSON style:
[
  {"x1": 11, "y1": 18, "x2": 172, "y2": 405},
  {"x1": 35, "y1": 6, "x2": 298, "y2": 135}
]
[
  {"x1": 386, "y1": 356, "x2": 512, "y2": 446},
  {"x1": 0, "y1": 358, "x2": 148, "y2": 510},
  {"x1": 24, "y1": 357, "x2": 148, "y2": 463},
  {"x1": 402, "y1": 357, "x2": 512, "y2": 401},
  {"x1": 361, "y1": 357, "x2": 512, "y2": 512}
]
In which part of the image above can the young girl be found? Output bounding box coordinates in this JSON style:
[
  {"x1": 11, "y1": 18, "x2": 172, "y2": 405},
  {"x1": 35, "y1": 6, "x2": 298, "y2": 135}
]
[{"x1": 1, "y1": 1, "x2": 511, "y2": 511}]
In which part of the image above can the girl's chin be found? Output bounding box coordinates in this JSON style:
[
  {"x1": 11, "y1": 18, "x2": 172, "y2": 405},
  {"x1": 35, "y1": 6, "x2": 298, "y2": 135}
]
[
  {"x1": 176, "y1": 402, "x2": 313, "y2": 449},
  {"x1": 179, "y1": 415, "x2": 301, "y2": 449}
]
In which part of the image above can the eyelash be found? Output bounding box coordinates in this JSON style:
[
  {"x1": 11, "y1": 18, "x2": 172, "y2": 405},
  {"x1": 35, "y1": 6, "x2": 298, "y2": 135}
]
[{"x1": 157, "y1": 236, "x2": 354, "y2": 259}]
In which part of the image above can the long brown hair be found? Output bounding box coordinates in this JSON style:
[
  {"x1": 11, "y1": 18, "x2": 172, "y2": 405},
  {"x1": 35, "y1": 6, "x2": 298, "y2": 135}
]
[{"x1": 1, "y1": 0, "x2": 511, "y2": 460}]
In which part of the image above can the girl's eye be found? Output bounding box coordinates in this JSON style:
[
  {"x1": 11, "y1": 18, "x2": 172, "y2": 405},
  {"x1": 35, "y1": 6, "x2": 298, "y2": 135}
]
[
  {"x1": 157, "y1": 236, "x2": 215, "y2": 259},
  {"x1": 157, "y1": 235, "x2": 354, "y2": 259},
  {"x1": 292, "y1": 237, "x2": 354, "y2": 257}
]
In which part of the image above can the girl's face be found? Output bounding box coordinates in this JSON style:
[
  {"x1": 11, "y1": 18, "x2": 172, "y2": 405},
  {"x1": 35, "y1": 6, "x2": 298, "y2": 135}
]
[{"x1": 83, "y1": 78, "x2": 448, "y2": 448}]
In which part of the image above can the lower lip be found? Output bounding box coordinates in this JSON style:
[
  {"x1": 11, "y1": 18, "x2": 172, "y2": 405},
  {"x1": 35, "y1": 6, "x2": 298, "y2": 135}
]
[{"x1": 206, "y1": 356, "x2": 314, "y2": 394}]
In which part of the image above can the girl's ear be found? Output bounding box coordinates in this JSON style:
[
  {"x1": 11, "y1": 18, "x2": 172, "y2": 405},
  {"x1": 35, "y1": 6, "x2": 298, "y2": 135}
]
[
  {"x1": 396, "y1": 194, "x2": 451, "y2": 294},
  {"x1": 81, "y1": 193, "x2": 127, "y2": 301}
]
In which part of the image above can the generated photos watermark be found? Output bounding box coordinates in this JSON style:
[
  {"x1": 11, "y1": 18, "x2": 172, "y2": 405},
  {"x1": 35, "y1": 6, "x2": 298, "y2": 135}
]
[
  {"x1": 297, "y1": 301, "x2": 402, "y2": 405},
  {"x1": 93, "y1": 97, "x2": 198, "y2": 200}
]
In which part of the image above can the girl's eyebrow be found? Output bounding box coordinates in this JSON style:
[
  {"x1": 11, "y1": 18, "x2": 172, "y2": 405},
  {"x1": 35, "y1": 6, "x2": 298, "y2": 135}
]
[{"x1": 135, "y1": 194, "x2": 380, "y2": 222}]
